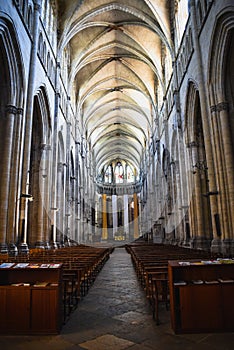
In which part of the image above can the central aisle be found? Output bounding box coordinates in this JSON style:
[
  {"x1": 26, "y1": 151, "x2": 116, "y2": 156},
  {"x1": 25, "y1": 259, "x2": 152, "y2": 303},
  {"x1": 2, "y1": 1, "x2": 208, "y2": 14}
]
[
  {"x1": 62, "y1": 246, "x2": 163, "y2": 349},
  {"x1": 61, "y1": 247, "x2": 234, "y2": 350}
]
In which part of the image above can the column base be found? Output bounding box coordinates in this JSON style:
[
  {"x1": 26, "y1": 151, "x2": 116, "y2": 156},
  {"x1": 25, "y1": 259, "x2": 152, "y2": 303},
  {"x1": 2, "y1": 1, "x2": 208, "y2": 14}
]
[
  {"x1": 35, "y1": 241, "x2": 45, "y2": 249},
  {"x1": 50, "y1": 241, "x2": 58, "y2": 249},
  {"x1": 0, "y1": 243, "x2": 8, "y2": 254},
  {"x1": 221, "y1": 239, "x2": 234, "y2": 257},
  {"x1": 211, "y1": 238, "x2": 222, "y2": 255},
  {"x1": 44, "y1": 242, "x2": 51, "y2": 249},
  {"x1": 8, "y1": 243, "x2": 18, "y2": 256},
  {"x1": 190, "y1": 236, "x2": 211, "y2": 251},
  {"x1": 182, "y1": 240, "x2": 191, "y2": 248},
  {"x1": 153, "y1": 236, "x2": 164, "y2": 243},
  {"x1": 18, "y1": 242, "x2": 29, "y2": 254}
]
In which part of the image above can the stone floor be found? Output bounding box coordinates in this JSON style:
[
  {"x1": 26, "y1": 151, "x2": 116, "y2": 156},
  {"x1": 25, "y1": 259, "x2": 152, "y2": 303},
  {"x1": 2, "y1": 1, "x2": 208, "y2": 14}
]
[{"x1": 1, "y1": 247, "x2": 234, "y2": 350}]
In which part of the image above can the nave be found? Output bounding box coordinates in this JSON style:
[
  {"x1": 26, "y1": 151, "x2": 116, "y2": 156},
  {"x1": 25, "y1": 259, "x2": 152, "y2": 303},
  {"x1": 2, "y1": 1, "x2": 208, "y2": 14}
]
[{"x1": 1, "y1": 247, "x2": 234, "y2": 350}]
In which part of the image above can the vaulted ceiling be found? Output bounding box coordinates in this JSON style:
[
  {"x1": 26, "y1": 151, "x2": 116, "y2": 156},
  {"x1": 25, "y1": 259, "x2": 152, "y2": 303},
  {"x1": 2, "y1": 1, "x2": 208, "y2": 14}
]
[{"x1": 57, "y1": 0, "x2": 174, "y2": 178}]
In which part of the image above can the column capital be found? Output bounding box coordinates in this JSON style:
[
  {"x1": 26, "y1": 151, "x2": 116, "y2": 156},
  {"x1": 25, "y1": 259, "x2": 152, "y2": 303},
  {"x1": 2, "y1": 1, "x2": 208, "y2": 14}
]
[
  {"x1": 40, "y1": 143, "x2": 51, "y2": 151},
  {"x1": 210, "y1": 102, "x2": 229, "y2": 113},
  {"x1": 17, "y1": 107, "x2": 24, "y2": 115},
  {"x1": 189, "y1": 0, "x2": 195, "y2": 8},
  {"x1": 217, "y1": 102, "x2": 229, "y2": 112},
  {"x1": 57, "y1": 162, "x2": 64, "y2": 172},
  {"x1": 187, "y1": 141, "x2": 198, "y2": 148},
  {"x1": 33, "y1": 1, "x2": 41, "y2": 12},
  {"x1": 5, "y1": 104, "x2": 18, "y2": 115}
]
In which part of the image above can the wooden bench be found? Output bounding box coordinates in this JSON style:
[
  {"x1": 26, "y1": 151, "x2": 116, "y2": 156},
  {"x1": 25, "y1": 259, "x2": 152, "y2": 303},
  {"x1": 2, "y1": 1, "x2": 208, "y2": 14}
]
[
  {"x1": 126, "y1": 241, "x2": 220, "y2": 324},
  {"x1": 3, "y1": 244, "x2": 111, "y2": 324}
]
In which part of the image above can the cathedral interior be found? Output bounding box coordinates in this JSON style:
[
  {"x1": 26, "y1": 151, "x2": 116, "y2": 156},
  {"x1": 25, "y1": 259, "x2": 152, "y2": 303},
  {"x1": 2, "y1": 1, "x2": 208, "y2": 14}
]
[
  {"x1": 0, "y1": 0, "x2": 234, "y2": 255},
  {"x1": 1, "y1": 1, "x2": 234, "y2": 348}
]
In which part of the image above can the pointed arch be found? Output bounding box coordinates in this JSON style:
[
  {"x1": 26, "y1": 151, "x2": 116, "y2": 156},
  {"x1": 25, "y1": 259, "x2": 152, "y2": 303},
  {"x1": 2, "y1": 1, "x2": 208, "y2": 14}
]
[
  {"x1": 27, "y1": 87, "x2": 52, "y2": 248},
  {"x1": 0, "y1": 14, "x2": 25, "y2": 106},
  {"x1": 208, "y1": 7, "x2": 234, "y2": 251},
  {"x1": 0, "y1": 14, "x2": 25, "y2": 253},
  {"x1": 184, "y1": 80, "x2": 212, "y2": 249}
]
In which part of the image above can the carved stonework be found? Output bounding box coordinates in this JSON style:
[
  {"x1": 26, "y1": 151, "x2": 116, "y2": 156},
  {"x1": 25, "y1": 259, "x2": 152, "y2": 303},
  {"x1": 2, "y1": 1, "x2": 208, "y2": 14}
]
[
  {"x1": 17, "y1": 107, "x2": 23, "y2": 115},
  {"x1": 33, "y1": 2, "x2": 41, "y2": 12},
  {"x1": 41, "y1": 143, "x2": 51, "y2": 151},
  {"x1": 210, "y1": 102, "x2": 229, "y2": 113},
  {"x1": 187, "y1": 141, "x2": 198, "y2": 148},
  {"x1": 210, "y1": 105, "x2": 217, "y2": 113},
  {"x1": 5, "y1": 104, "x2": 18, "y2": 115},
  {"x1": 57, "y1": 162, "x2": 64, "y2": 172},
  {"x1": 217, "y1": 102, "x2": 229, "y2": 112}
]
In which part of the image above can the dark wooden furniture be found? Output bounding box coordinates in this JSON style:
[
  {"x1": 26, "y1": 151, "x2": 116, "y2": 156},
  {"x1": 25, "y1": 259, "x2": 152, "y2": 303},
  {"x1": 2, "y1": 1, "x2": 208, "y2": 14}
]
[
  {"x1": 0, "y1": 263, "x2": 63, "y2": 334},
  {"x1": 126, "y1": 242, "x2": 219, "y2": 324},
  {"x1": 168, "y1": 259, "x2": 234, "y2": 333}
]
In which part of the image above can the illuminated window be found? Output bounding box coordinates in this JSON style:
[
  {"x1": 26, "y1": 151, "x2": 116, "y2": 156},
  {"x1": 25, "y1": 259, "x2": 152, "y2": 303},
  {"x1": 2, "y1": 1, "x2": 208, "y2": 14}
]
[
  {"x1": 127, "y1": 165, "x2": 134, "y2": 183},
  {"x1": 104, "y1": 165, "x2": 112, "y2": 183},
  {"x1": 175, "y1": 0, "x2": 189, "y2": 48},
  {"x1": 115, "y1": 162, "x2": 124, "y2": 184}
]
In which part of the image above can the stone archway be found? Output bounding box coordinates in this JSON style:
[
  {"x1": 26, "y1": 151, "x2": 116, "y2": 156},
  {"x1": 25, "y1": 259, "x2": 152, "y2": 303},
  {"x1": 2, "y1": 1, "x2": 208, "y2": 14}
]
[
  {"x1": 28, "y1": 89, "x2": 51, "y2": 248},
  {"x1": 185, "y1": 82, "x2": 212, "y2": 250},
  {"x1": 0, "y1": 17, "x2": 24, "y2": 254},
  {"x1": 208, "y1": 9, "x2": 234, "y2": 255}
]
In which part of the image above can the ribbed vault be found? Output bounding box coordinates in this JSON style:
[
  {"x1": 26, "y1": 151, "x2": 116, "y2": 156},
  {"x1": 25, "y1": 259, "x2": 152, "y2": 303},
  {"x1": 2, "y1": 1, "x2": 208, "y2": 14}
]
[{"x1": 57, "y1": 0, "x2": 174, "y2": 179}]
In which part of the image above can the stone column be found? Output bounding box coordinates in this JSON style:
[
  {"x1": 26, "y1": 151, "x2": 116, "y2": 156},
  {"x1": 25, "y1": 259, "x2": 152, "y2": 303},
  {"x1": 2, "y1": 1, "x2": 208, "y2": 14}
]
[
  {"x1": 178, "y1": 137, "x2": 190, "y2": 245},
  {"x1": 102, "y1": 194, "x2": 108, "y2": 240},
  {"x1": 74, "y1": 141, "x2": 80, "y2": 243},
  {"x1": 50, "y1": 62, "x2": 61, "y2": 249},
  {"x1": 0, "y1": 105, "x2": 18, "y2": 253},
  {"x1": 57, "y1": 162, "x2": 65, "y2": 245},
  {"x1": 133, "y1": 192, "x2": 139, "y2": 239},
  {"x1": 34, "y1": 144, "x2": 47, "y2": 248},
  {"x1": 138, "y1": 199, "x2": 142, "y2": 237},
  {"x1": 189, "y1": 0, "x2": 218, "y2": 249},
  {"x1": 123, "y1": 194, "x2": 129, "y2": 240},
  {"x1": 7, "y1": 107, "x2": 24, "y2": 255},
  {"x1": 65, "y1": 119, "x2": 71, "y2": 244},
  {"x1": 19, "y1": 0, "x2": 41, "y2": 253},
  {"x1": 43, "y1": 144, "x2": 52, "y2": 249},
  {"x1": 112, "y1": 195, "x2": 118, "y2": 239},
  {"x1": 189, "y1": 142, "x2": 207, "y2": 248},
  {"x1": 210, "y1": 101, "x2": 234, "y2": 254},
  {"x1": 80, "y1": 155, "x2": 85, "y2": 243}
]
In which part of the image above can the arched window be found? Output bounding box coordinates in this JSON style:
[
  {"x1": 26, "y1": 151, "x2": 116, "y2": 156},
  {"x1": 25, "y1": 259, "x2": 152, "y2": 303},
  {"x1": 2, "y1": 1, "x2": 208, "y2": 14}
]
[
  {"x1": 104, "y1": 165, "x2": 112, "y2": 183},
  {"x1": 175, "y1": 0, "x2": 189, "y2": 48},
  {"x1": 115, "y1": 162, "x2": 123, "y2": 184},
  {"x1": 27, "y1": 6, "x2": 33, "y2": 34},
  {"x1": 43, "y1": 42, "x2": 46, "y2": 66},
  {"x1": 38, "y1": 33, "x2": 43, "y2": 57},
  {"x1": 127, "y1": 165, "x2": 134, "y2": 183}
]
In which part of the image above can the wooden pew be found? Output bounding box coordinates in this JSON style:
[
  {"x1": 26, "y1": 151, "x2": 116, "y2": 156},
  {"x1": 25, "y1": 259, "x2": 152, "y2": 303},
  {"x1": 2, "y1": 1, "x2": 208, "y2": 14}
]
[
  {"x1": 126, "y1": 241, "x2": 220, "y2": 324},
  {"x1": 3, "y1": 244, "x2": 111, "y2": 324}
]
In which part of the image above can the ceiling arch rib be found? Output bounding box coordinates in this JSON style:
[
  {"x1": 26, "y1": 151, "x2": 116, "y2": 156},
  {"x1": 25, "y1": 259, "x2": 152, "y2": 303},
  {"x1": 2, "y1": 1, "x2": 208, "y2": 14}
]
[
  {"x1": 95, "y1": 136, "x2": 141, "y2": 162},
  {"x1": 59, "y1": 2, "x2": 173, "y2": 56},
  {"x1": 93, "y1": 123, "x2": 144, "y2": 158},
  {"x1": 68, "y1": 23, "x2": 166, "y2": 83},
  {"x1": 57, "y1": 0, "x2": 173, "y2": 181},
  {"x1": 79, "y1": 77, "x2": 156, "y2": 121},
  {"x1": 84, "y1": 99, "x2": 151, "y2": 134},
  {"x1": 80, "y1": 85, "x2": 152, "y2": 120},
  {"x1": 91, "y1": 123, "x2": 145, "y2": 156},
  {"x1": 71, "y1": 42, "x2": 163, "y2": 98}
]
